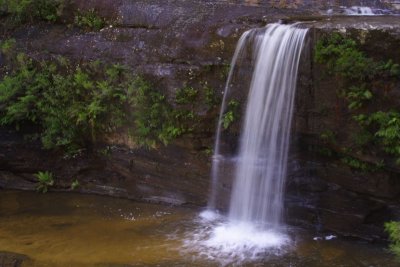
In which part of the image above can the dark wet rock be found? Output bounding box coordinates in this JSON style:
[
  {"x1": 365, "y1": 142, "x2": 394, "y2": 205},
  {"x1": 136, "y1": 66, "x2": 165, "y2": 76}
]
[
  {"x1": 0, "y1": 172, "x2": 36, "y2": 191},
  {"x1": 0, "y1": 251, "x2": 30, "y2": 267},
  {"x1": 0, "y1": 126, "x2": 210, "y2": 207},
  {"x1": 285, "y1": 18, "x2": 400, "y2": 240}
]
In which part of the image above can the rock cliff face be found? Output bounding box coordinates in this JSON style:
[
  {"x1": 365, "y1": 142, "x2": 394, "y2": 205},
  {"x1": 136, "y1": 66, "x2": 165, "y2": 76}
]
[
  {"x1": 1, "y1": 0, "x2": 400, "y2": 241},
  {"x1": 287, "y1": 17, "x2": 400, "y2": 240}
]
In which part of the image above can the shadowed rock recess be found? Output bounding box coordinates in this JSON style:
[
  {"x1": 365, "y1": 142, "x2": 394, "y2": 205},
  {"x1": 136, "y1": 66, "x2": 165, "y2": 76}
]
[{"x1": 1, "y1": 0, "x2": 400, "y2": 241}]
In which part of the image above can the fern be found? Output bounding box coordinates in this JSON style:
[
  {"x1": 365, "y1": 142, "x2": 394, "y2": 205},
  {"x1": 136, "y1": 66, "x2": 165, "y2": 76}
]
[{"x1": 385, "y1": 221, "x2": 400, "y2": 260}]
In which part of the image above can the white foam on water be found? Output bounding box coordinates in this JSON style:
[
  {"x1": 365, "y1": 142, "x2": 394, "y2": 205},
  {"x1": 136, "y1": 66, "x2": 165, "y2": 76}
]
[
  {"x1": 313, "y1": 234, "x2": 337, "y2": 241},
  {"x1": 199, "y1": 209, "x2": 221, "y2": 221},
  {"x1": 325, "y1": 235, "x2": 337, "y2": 240},
  {"x1": 183, "y1": 213, "x2": 290, "y2": 266},
  {"x1": 204, "y1": 222, "x2": 289, "y2": 253}
]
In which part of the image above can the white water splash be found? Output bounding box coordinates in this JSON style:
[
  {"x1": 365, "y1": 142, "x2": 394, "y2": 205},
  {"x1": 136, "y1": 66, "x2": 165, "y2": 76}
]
[
  {"x1": 183, "y1": 211, "x2": 290, "y2": 266},
  {"x1": 313, "y1": 235, "x2": 337, "y2": 241}
]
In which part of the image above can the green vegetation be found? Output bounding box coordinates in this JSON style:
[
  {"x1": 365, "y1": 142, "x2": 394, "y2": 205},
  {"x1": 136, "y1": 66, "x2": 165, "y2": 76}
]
[
  {"x1": 340, "y1": 155, "x2": 384, "y2": 172},
  {"x1": 0, "y1": 0, "x2": 64, "y2": 23},
  {"x1": 385, "y1": 221, "x2": 400, "y2": 260},
  {"x1": 203, "y1": 83, "x2": 219, "y2": 108},
  {"x1": 317, "y1": 147, "x2": 334, "y2": 157},
  {"x1": 319, "y1": 130, "x2": 336, "y2": 144},
  {"x1": 35, "y1": 171, "x2": 54, "y2": 193},
  {"x1": 175, "y1": 86, "x2": 198, "y2": 105},
  {"x1": 71, "y1": 179, "x2": 79, "y2": 190},
  {"x1": 0, "y1": 38, "x2": 16, "y2": 54},
  {"x1": 74, "y1": 8, "x2": 105, "y2": 31},
  {"x1": 220, "y1": 63, "x2": 231, "y2": 79},
  {"x1": 352, "y1": 129, "x2": 373, "y2": 148},
  {"x1": 133, "y1": 81, "x2": 220, "y2": 147},
  {"x1": 131, "y1": 78, "x2": 181, "y2": 147},
  {"x1": 355, "y1": 111, "x2": 400, "y2": 164},
  {"x1": 222, "y1": 100, "x2": 240, "y2": 129},
  {"x1": 346, "y1": 85, "x2": 373, "y2": 110},
  {"x1": 0, "y1": 52, "x2": 197, "y2": 152},
  {"x1": 315, "y1": 33, "x2": 375, "y2": 81},
  {"x1": 0, "y1": 1, "x2": 107, "y2": 30},
  {"x1": 315, "y1": 33, "x2": 400, "y2": 164},
  {"x1": 0, "y1": 55, "x2": 135, "y2": 152}
]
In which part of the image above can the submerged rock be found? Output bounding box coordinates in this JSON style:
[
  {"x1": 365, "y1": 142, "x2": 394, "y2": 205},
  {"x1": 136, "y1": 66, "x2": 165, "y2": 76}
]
[{"x1": 0, "y1": 251, "x2": 30, "y2": 267}]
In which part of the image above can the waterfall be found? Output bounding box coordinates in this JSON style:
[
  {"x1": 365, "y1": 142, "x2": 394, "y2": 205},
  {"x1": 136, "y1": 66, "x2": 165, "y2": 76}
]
[
  {"x1": 345, "y1": 6, "x2": 376, "y2": 15},
  {"x1": 209, "y1": 23, "x2": 308, "y2": 228}
]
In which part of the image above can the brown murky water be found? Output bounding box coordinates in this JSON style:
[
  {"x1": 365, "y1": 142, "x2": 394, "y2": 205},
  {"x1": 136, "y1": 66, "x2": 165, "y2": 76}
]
[{"x1": 0, "y1": 191, "x2": 397, "y2": 267}]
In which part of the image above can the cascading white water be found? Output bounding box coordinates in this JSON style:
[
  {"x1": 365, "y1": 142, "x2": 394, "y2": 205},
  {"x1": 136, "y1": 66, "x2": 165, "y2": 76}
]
[
  {"x1": 209, "y1": 23, "x2": 308, "y2": 226},
  {"x1": 345, "y1": 6, "x2": 376, "y2": 15},
  {"x1": 187, "y1": 23, "x2": 308, "y2": 264},
  {"x1": 227, "y1": 24, "x2": 308, "y2": 227}
]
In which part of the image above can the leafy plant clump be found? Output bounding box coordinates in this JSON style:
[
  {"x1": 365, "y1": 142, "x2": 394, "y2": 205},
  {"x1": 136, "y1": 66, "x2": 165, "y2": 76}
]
[
  {"x1": 222, "y1": 100, "x2": 240, "y2": 129},
  {"x1": 315, "y1": 33, "x2": 375, "y2": 81},
  {"x1": 131, "y1": 78, "x2": 179, "y2": 147},
  {"x1": 385, "y1": 221, "x2": 400, "y2": 260},
  {"x1": 175, "y1": 86, "x2": 198, "y2": 105},
  {"x1": 74, "y1": 8, "x2": 105, "y2": 31},
  {"x1": 0, "y1": 0, "x2": 65, "y2": 24},
  {"x1": 71, "y1": 179, "x2": 79, "y2": 190},
  {"x1": 35, "y1": 171, "x2": 54, "y2": 193},
  {"x1": 0, "y1": 54, "x2": 186, "y2": 152},
  {"x1": 0, "y1": 55, "x2": 132, "y2": 152},
  {"x1": 203, "y1": 83, "x2": 219, "y2": 108},
  {"x1": 0, "y1": 38, "x2": 16, "y2": 54},
  {"x1": 315, "y1": 32, "x2": 400, "y2": 165}
]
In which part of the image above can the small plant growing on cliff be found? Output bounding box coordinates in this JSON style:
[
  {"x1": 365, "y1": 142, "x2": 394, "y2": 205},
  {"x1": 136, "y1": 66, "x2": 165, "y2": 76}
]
[
  {"x1": 71, "y1": 179, "x2": 79, "y2": 190},
  {"x1": 35, "y1": 171, "x2": 54, "y2": 193},
  {"x1": 0, "y1": 38, "x2": 16, "y2": 54},
  {"x1": 33, "y1": 0, "x2": 64, "y2": 22},
  {"x1": 355, "y1": 111, "x2": 400, "y2": 164},
  {"x1": 220, "y1": 63, "x2": 231, "y2": 79},
  {"x1": 319, "y1": 130, "x2": 336, "y2": 144},
  {"x1": 0, "y1": 0, "x2": 64, "y2": 24},
  {"x1": 203, "y1": 83, "x2": 220, "y2": 108},
  {"x1": 340, "y1": 156, "x2": 369, "y2": 172},
  {"x1": 222, "y1": 100, "x2": 240, "y2": 129},
  {"x1": 74, "y1": 8, "x2": 105, "y2": 31},
  {"x1": 175, "y1": 86, "x2": 198, "y2": 105},
  {"x1": 131, "y1": 77, "x2": 179, "y2": 147},
  {"x1": 385, "y1": 221, "x2": 400, "y2": 260},
  {"x1": 345, "y1": 85, "x2": 373, "y2": 110}
]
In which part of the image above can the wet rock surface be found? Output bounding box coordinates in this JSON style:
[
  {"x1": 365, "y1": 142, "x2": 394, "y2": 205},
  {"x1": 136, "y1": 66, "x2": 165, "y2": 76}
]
[
  {"x1": 0, "y1": 251, "x2": 30, "y2": 267},
  {"x1": 287, "y1": 18, "x2": 400, "y2": 240},
  {"x1": 1, "y1": 0, "x2": 400, "y2": 241}
]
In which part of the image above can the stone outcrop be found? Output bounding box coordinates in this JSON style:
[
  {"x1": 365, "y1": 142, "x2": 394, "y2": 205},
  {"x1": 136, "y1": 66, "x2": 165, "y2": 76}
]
[
  {"x1": 0, "y1": 251, "x2": 30, "y2": 267},
  {"x1": 1, "y1": 0, "x2": 400, "y2": 241}
]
